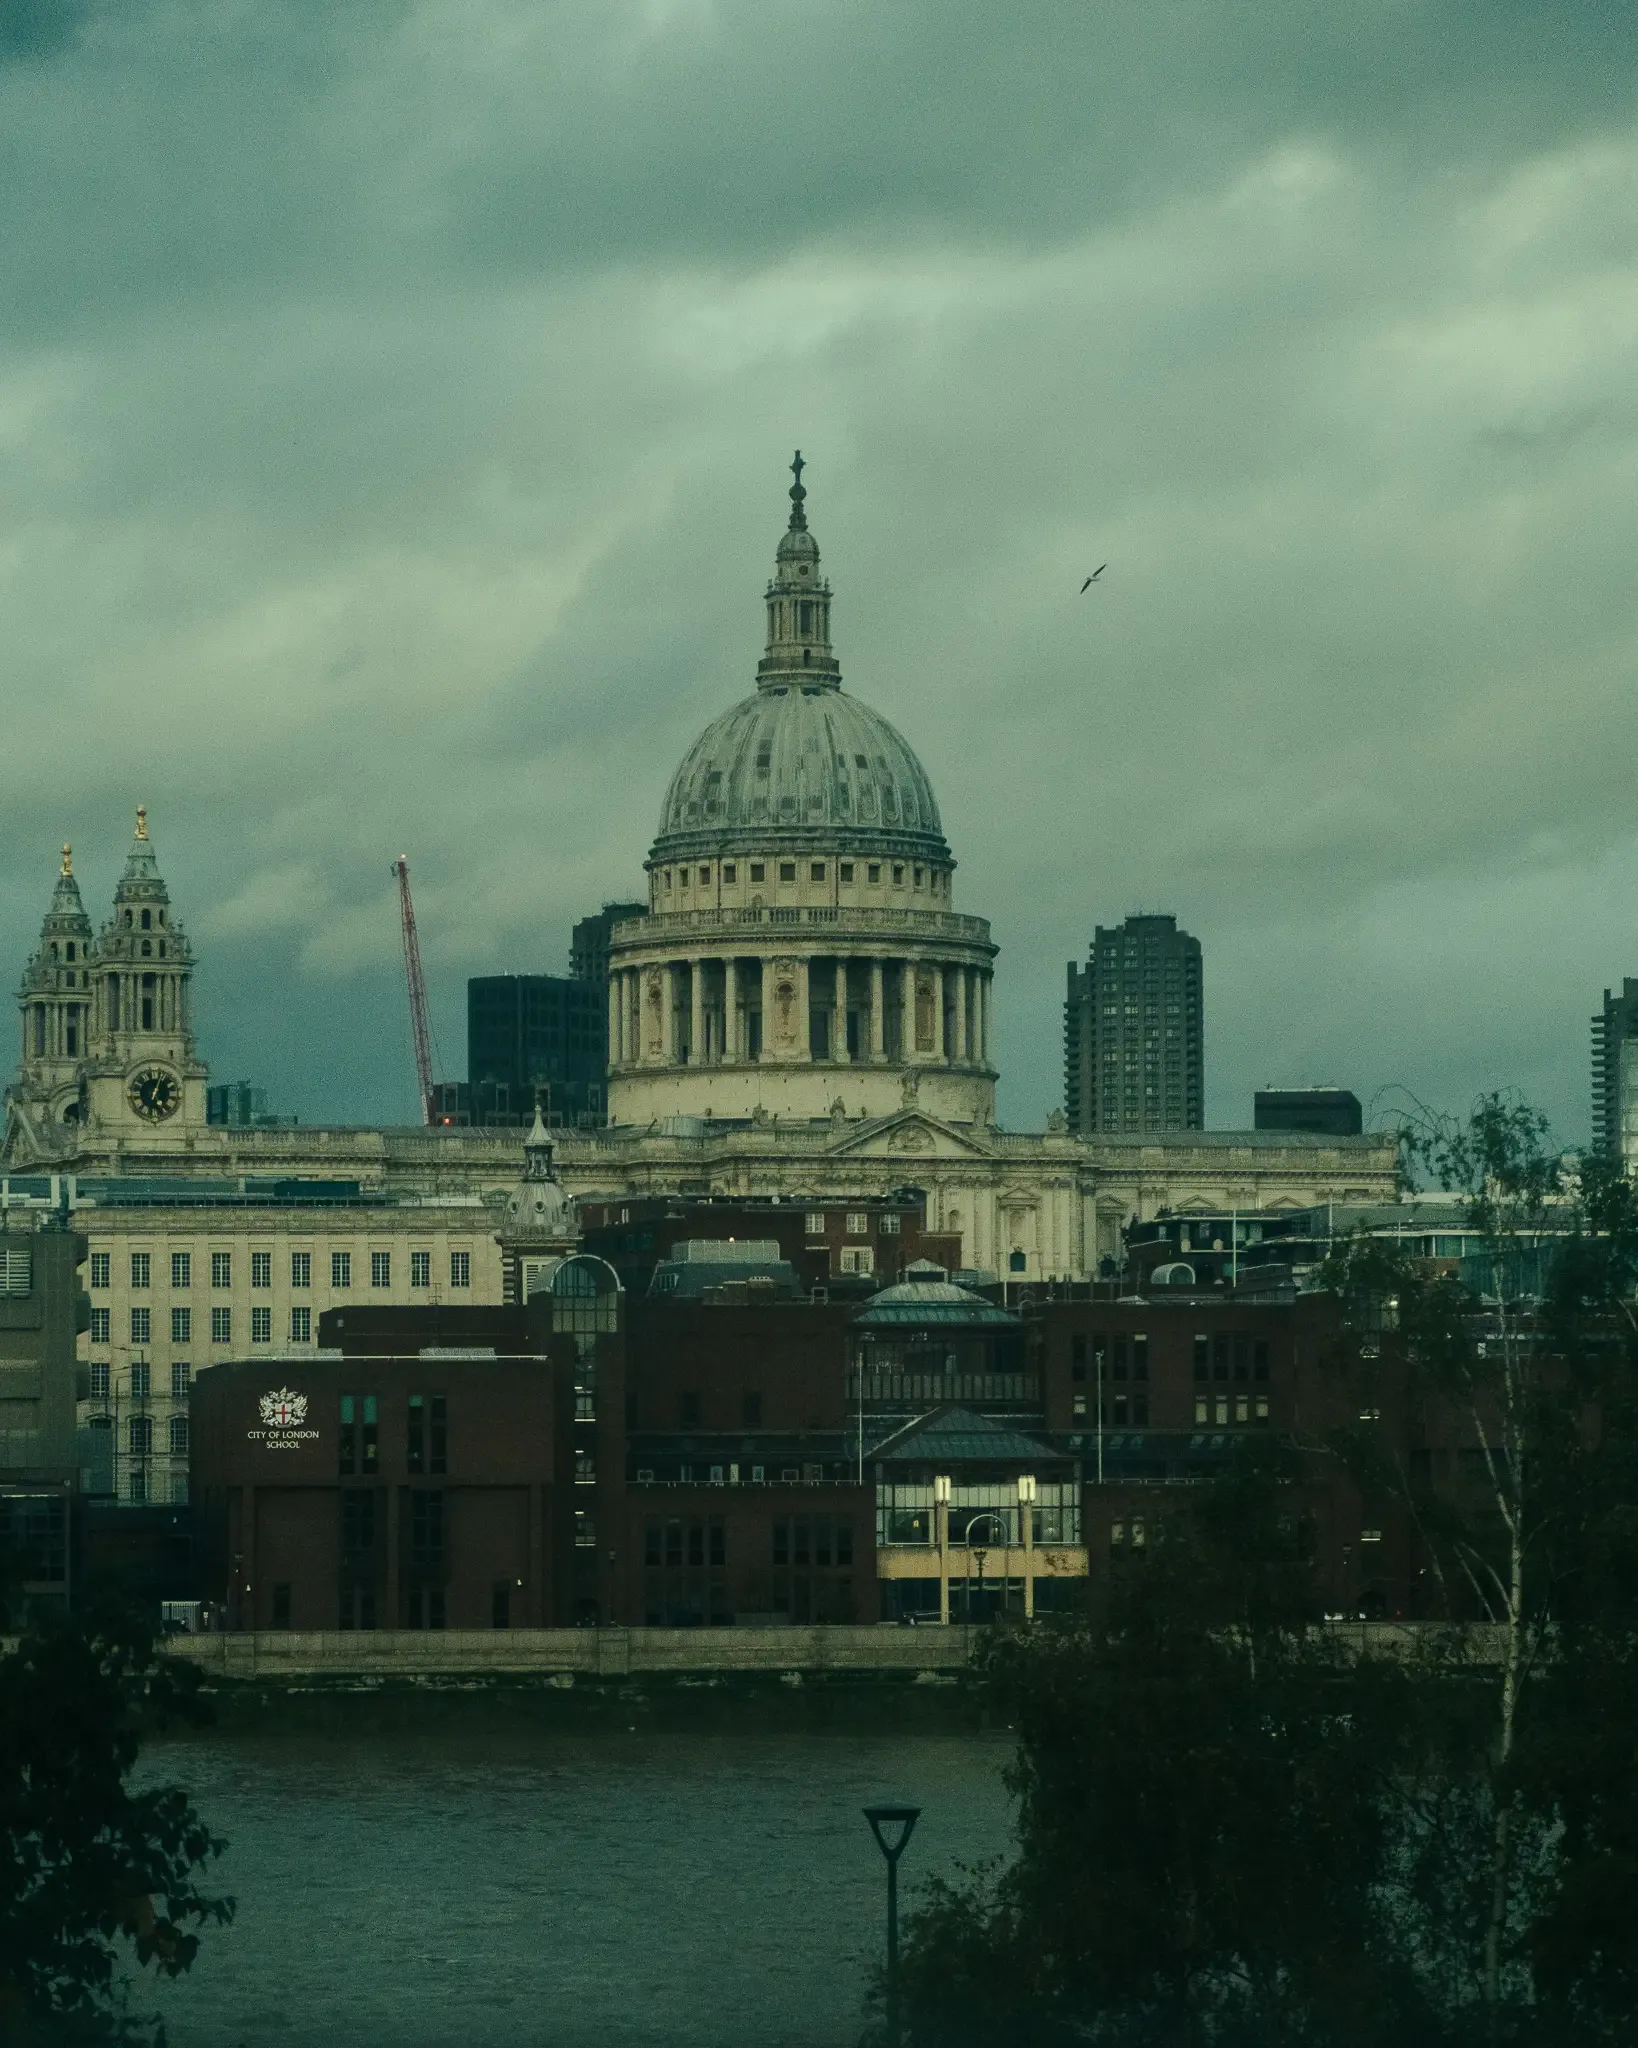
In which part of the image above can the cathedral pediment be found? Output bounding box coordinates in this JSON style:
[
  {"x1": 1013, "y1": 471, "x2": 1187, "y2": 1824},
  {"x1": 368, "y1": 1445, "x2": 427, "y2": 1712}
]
[{"x1": 824, "y1": 1110, "x2": 996, "y2": 1162}]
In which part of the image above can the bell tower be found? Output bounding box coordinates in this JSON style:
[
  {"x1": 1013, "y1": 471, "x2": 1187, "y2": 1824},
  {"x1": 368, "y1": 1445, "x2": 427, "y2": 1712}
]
[
  {"x1": 83, "y1": 808, "x2": 209, "y2": 1141},
  {"x1": 8, "y1": 844, "x2": 97, "y2": 1139}
]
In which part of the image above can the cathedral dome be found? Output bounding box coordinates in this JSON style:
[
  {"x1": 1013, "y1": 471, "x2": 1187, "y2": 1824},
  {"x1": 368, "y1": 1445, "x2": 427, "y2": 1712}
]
[
  {"x1": 652, "y1": 686, "x2": 947, "y2": 867},
  {"x1": 649, "y1": 453, "x2": 949, "y2": 869}
]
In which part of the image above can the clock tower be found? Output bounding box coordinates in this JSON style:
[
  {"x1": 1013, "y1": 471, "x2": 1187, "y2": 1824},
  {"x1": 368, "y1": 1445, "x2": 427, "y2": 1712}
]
[{"x1": 82, "y1": 808, "x2": 208, "y2": 1142}]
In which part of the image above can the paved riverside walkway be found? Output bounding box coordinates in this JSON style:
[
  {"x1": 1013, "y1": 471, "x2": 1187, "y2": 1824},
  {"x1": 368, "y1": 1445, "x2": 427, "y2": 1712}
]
[
  {"x1": 157, "y1": 1619, "x2": 1505, "y2": 1681},
  {"x1": 162, "y1": 1623, "x2": 976, "y2": 1680}
]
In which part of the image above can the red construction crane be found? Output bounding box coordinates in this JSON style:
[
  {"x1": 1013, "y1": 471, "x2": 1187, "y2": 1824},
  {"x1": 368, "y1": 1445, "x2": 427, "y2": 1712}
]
[{"x1": 392, "y1": 856, "x2": 435, "y2": 1126}]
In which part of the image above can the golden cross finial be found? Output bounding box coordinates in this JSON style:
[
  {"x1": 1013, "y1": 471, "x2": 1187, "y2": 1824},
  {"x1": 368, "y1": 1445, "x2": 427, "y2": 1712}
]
[
  {"x1": 134, "y1": 805, "x2": 148, "y2": 841},
  {"x1": 61, "y1": 843, "x2": 72, "y2": 877}
]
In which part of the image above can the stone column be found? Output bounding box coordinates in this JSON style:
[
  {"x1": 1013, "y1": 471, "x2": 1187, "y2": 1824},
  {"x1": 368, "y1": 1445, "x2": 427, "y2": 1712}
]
[
  {"x1": 690, "y1": 959, "x2": 706, "y2": 1067},
  {"x1": 954, "y1": 965, "x2": 968, "y2": 1066},
  {"x1": 870, "y1": 959, "x2": 885, "y2": 1061},
  {"x1": 725, "y1": 958, "x2": 739, "y2": 1061},
  {"x1": 933, "y1": 964, "x2": 946, "y2": 1059},
  {"x1": 759, "y1": 956, "x2": 773, "y2": 1061},
  {"x1": 900, "y1": 958, "x2": 917, "y2": 1062},
  {"x1": 608, "y1": 973, "x2": 621, "y2": 1068},
  {"x1": 661, "y1": 962, "x2": 678, "y2": 1065},
  {"x1": 978, "y1": 973, "x2": 990, "y2": 1067},
  {"x1": 833, "y1": 959, "x2": 850, "y2": 1063}
]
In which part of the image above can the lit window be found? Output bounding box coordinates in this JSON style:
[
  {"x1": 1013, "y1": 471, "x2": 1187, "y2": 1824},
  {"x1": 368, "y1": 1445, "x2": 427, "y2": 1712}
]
[
  {"x1": 846, "y1": 1212, "x2": 868, "y2": 1236},
  {"x1": 130, "y1": 1253, "x2": 150, "y2": 1289},
  {"x1": 1194, "y1": 1394, "x2": 1209, "y2": 1424},
  {"x1": 450, "y1": 1251, "x2": 471, "y2": 1289},
  {"x1": 171, "y1": 1307, "x2": 190, "y2": 1344},
  {"x1": 839, "y1": 1247, "x2": 875, "y2": 1275},
  {"x1": 251, "y1": 1306, "x2": 272, "y2": 1343},
  {"x1": 1360, "y1": 1529, "x2": 1383, "y2": 1544},
  {"x1": 251, "y1": 1252, "x2": 271, "y2": 1288},
  {"x1": 805, "y1": 1212, "x2": 826, "y2": 1238},
  {"x1": 411, "y1": 1251, "x2": 430, "y2": 1288},
  {"x1": 211, "y1": 1252, "x2": 231, "y2": 1288}
]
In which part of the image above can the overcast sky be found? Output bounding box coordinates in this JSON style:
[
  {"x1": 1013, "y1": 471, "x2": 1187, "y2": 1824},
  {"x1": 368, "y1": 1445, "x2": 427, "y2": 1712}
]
[{"x1": 3, "y1": 1, "x2": 1636, "y2": 1144}]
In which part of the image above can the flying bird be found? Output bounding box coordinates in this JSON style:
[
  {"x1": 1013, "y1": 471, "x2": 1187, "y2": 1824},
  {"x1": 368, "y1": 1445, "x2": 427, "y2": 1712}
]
[{"x1": 1080, "y1": 565, "x2": 1107, "y2": 592}]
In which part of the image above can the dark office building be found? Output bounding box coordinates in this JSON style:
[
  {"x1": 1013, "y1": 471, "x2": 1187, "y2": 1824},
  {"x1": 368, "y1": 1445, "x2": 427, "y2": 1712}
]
[
  {"x1": 0, "y1": 1218, "x2": 88, "y2": 1617},
  {"x1": 570, "y1": 902, "x2": 646, "y2": 987},
  {"x1": 1064, "y1": 915, "x2": 1204, "y2": 1135},
  {"x1": 467, "y1": 975, "x2": 608, "y2": 1128},
  {"x1": 1254, "y1": 1088, "x2": 1363, "y2": 1137},
  {"x1": 1591, "y1": 980, "x2": 1638, "y2": 1158}
]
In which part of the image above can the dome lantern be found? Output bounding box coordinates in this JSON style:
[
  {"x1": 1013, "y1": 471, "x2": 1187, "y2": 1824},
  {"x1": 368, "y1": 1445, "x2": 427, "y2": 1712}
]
[{"x1": 758, "y1": 450, "x2": 839, "y2": 693}]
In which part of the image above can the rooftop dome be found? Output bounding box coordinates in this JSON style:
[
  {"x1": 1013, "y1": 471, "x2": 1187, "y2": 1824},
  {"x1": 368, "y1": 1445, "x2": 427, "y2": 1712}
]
[
  {"x1": 649, "y1": 455, "x2": 949, "y2": 868},
  {"x1": 853, "y1": 1279, "x2": 1019, "y2": 1328}
]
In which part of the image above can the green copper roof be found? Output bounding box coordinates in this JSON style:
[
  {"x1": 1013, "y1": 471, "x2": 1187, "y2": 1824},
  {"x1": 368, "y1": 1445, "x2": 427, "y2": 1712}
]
[{"x1": 871, "y1": 1405, "x2": 1056, "y2": 1466}]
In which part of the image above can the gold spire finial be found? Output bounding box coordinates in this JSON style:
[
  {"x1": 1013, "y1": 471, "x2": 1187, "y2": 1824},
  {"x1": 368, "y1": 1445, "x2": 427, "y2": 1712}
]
[
  {"x1": 61, "y1": 843, "x2": 72, "y2": 877},
  {"x1": 134, "y1": 805, "x2": 148, "y2": 842}
]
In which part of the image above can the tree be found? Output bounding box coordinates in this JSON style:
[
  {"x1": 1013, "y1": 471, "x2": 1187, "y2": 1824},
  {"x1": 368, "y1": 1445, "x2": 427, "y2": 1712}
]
[
  {"x1": 1321, "y1": 1097, "x2": 1638, "y2": 2041},
  {"x1": 889, "y1": 1445, "x2": 1427, "y2": 2048},
  {"x1": 0, "y1": 1588, "x2": 234, "y2": 2044}
]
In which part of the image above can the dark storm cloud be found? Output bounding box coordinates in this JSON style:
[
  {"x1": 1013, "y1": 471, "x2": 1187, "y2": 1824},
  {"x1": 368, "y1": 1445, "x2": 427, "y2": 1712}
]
[
  {"x1": 1, "y1": 0, "x2": 1636, "y2": 1138},
  {"x1": 0, "y1": 0, "x2": 92, "y2": 64}
]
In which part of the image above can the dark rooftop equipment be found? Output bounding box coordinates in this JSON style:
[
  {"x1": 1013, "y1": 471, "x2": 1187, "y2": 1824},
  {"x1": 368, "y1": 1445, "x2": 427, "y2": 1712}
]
[{"x1": 1253, "y1": 1089, "x2": 1363, "y2": 1137}]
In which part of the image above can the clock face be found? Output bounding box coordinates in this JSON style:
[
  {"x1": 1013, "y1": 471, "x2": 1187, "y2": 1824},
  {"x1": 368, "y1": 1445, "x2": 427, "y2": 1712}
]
[{"x1": 128, "y1": 1066, "x2": 181, "y2": 1122}]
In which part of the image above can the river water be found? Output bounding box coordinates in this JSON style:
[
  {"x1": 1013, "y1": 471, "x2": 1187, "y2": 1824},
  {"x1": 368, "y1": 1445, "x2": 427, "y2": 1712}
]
[{"x1": 136, "y1": 1719, "x2": 1015, "y2": 2048}]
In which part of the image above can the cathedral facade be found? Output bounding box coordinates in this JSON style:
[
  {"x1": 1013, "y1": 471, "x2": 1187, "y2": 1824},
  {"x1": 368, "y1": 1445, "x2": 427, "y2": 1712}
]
[{"x1": 2, "y1": 465, "x2": 1396, "y2": 1503}]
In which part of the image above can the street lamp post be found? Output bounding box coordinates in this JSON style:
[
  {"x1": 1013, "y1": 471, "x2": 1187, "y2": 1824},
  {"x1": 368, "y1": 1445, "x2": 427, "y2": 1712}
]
[
  {"x1": 864, "y1": 1802, "x2": 922, "y2": 2048},
  {"x1": 1017, "y1": 1473, "x2": 1037, "y2": 1619},
  {"x1": 933, "y1": 1473, "x2": 951, "y2": 1624},
  {"x1": 962, "y1": 1510, "x2": 1005, "y2": 1625}
]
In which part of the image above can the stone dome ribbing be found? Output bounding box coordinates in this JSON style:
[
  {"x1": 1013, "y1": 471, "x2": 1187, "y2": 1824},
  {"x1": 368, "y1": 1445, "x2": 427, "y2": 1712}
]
[{"x1": 652, "y1": 687, "x2": 949, "y2": 867}]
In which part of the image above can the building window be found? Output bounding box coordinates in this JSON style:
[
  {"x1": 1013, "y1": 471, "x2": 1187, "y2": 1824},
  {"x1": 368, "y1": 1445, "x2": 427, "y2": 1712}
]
[
  {"x1": 1255, "y1": 1395, "x2": 1269, "y2": 1424},
  {"x1": 170, "y1": 1251, "x2": 190, "y2": 1289},
  {"x1": 291, "y1": 1252, "x2": 311, "y2": 1288},
  {"x1": 340, "y1": 1394, "x2": 378, "y2": 1476},
  {"x1": 129, "y1": 1415, "x2": 152, "y2": 1455},
  {"x1": 1133, "y1": 1334, "x2": 1149, "y2": 1381},
  {"x1": 170, "y1": 1307, "x2": 190, "y2": 1344},
  {"x1": 805, "y1": 1211, "x2": 826, "y2": 1238},
  {"x1": 168, "y1": 1415, "x2": 189, "y2": 1455},
  {"x1": 130, "y1": 1253, "x2": 150, "y2": 1289},
  {"x1": 411, "y1": 1251, "x2": 430, "y2": 1288},
  {"x1": 90, "y1": 1362, "x2": 110, "y2": 1398},
  {"x1": 251, "y1": 1251, "x2": 271, "y2": 1288},
  {"x1": 371, "y1": 1251, "x2": 391, "y2": 1288},
  {"x1": 778, "y1": 862, "x2": 796, "y2": 883},
  {"x1": 211, "y1": 1252, "x2": 231, "y2": 1288},
  {"x1": 89, "y1": 1307, "x2": 110, "y2": 1344},
  {"x1": 332, "y1": 1251, "x2": 351, "y2": 1289},
  {"x1": 1073, "y1": 1393, "x2": 1087, "y2": 1419},
  {"x1": 749, "y1": 863, "x2": 765, "y2": 882},
  {"x1": 130, "y1": 1307, "x2": 151, "y2": 1345},
  {"x1": 1193, "y1": 1334, "x2": 1208, "y2": 1381},
  {"x1": 810, "y1": 862, "x2": 825, "y2": 882},
  {"x1": 408, "y1": 1394, "x2": 447, "y2": 1476},
  {"x1": 290, "y1": 1306, "x2": 311, "y2": 1343},
  {"x1": 699, "y1": 866, "x2": 711, "y2": 885},
  {"x1": 845, "y1": 1211, "x2": 868, "y2": 1235},
  {"x1": 171, "y1": 1361, "x2": 190, "y2": 1398},
  {"x1": 723, "y1": 863, "x2": 736, "y2": 883},
  {"x1": 839, "y1": 1247, "x2": 874, "y2": 1275},
  {"x1": 892, "y1": 865, "x2": 904, "y2": 884},
  {"x1": 130, "y1": 1361, "x2": 151, "y2": 1398},
  {"x1": 1194, "y1": 1394, "x2": 1209, "y2": 1425},
  {"x1": 128, "y1": 1468, "x2": 147, "y2": 1504},
  {"x1": 1214, "y1": 1395, "x2": 1228, "y2": 1426},
  {"x1": 450, "y1": 1252, "x2": 471, "y2": 1289},
  {"x1": 211, "y1": 1308, "x2": 231, "y2": 1345},
  {"x1": 251, "y1": 1306, "x2": 272, "y2": 1343},
  {"x1": 1009, "y1": 1250, "x2": 1026, "y2": 1273},
  {"x1": 90, "y1": 1252, "x2": 110, "y2": 1289},
  {"x1": 1254, "y1": 1341, "x2": 1270, "y2": 1381}
]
